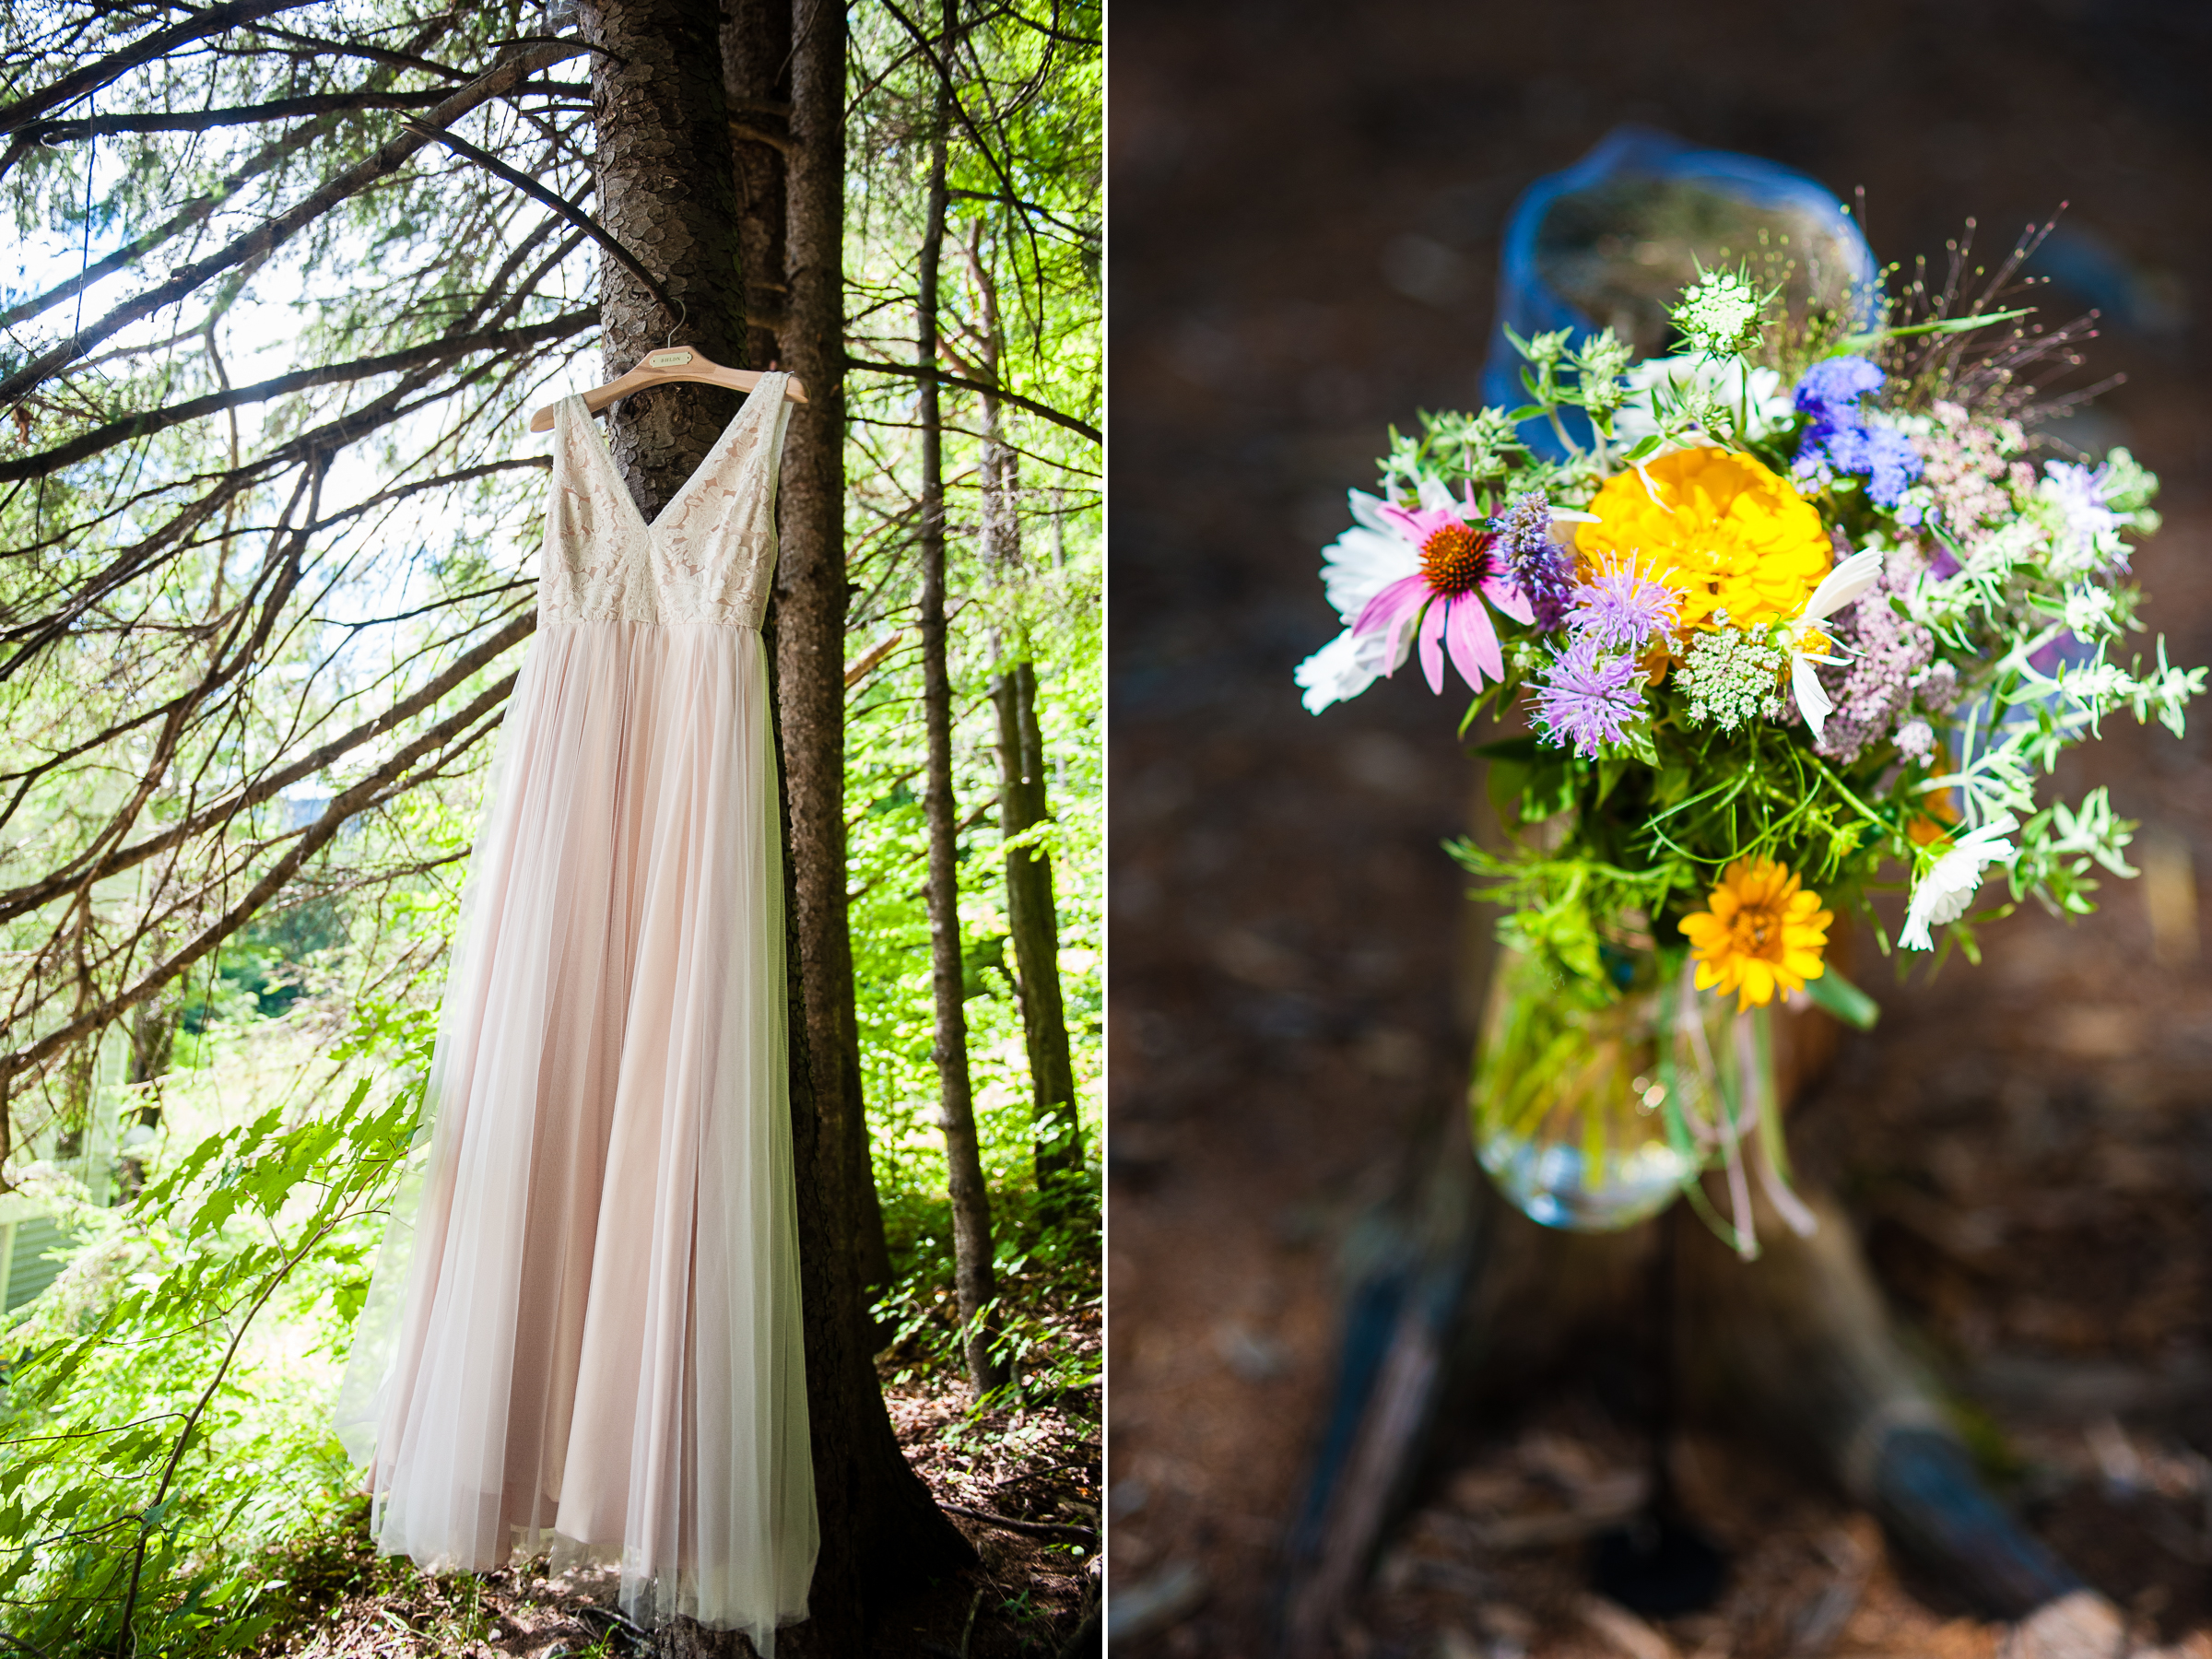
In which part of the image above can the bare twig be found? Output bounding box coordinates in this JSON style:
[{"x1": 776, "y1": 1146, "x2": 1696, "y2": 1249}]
[
  {"x1": 21, "y1": 88, "x2": 451, "y2": 143},
  {"x1": 402, "y1": 121, "x2": 677, "y2": 322},
  {"x1": 845, "y1": 357, "x2": 1098, "y2": 444},
  {"x1": 940, "y1": 1501, "x2": 1098, "y2": 1544}
]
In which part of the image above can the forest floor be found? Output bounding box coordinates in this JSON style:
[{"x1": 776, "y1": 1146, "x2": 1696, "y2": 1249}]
[
  {"x1": 1112, "y1": 3, "x2": 2212, "y2": 1656},
  {"x1": 242, "y1": 1360, "x2": 1100, "y2": 1658}
]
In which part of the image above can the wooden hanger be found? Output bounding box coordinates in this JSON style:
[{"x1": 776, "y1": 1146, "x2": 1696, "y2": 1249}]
[{"x1": 528, "y1": 347, "x2": 807, "y2": 433}]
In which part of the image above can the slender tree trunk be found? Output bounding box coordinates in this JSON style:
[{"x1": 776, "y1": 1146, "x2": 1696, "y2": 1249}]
[
  {"x1": 952, "y1": 229, "x2": 1084, "y2": 1214},
  {"x1": 722, "y1": 0, "x2": 787, "y2": 377},
  {"x1": 586, "y1": 0, "x2": 744, "y2": 512},
  {"x1": 917, "y1": 10, "x2": 1006, "y2": 1402},
  {"x1": 725, "y1": 0, "x2": 893, "y2": 1324},
  {"x1": 772, "y1": 1, "x2": 974, "y2": 1648},
  {"x1": 990, "y1": 657, "x2": 1082, "y2": 1210}
]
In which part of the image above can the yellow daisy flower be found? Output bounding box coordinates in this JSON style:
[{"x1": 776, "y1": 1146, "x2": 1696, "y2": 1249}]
[
  {"x1": 1677, "y1": 857, "x2": 1832, "y2": 1011},
  {"x1": 1577, "y1": 447, "x2": 1833, "y2": 632}
]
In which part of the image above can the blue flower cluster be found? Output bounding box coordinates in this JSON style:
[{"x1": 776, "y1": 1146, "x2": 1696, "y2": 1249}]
[{"x1": 1793, "y1": 356, "x2": 1922, "y2": 516}]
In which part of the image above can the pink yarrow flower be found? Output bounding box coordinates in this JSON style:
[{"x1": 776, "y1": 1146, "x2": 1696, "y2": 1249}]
[{"x1": 1349, "y1": 487, "x2": 1535, "y2": 696}]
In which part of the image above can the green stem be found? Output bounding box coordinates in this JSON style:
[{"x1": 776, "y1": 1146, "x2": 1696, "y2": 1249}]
[
  {"x1": 1544, "y1": 400, "x2": 1579, "y2": 461},
  {"x1": 1806, "y1": 752, "x2": 1892, "y2": 833}
]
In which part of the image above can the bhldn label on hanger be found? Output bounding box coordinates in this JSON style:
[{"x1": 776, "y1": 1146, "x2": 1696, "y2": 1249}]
[{"x1": 646, "y1": 349, "x2": 695, "y2": 369}]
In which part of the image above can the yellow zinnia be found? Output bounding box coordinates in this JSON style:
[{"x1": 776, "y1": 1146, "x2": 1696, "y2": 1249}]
[
  {"x1": 1577, "y1": 447, "x2": 1833, "y2": 632},
  {"x1": 1677, "y1": 857, "x2": 1832, "y2": 1011}
]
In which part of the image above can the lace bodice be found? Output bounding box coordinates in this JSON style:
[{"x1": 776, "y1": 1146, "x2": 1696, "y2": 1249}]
[{"x1": 539, "y1": 375, "x2": 794, "y2": 628}]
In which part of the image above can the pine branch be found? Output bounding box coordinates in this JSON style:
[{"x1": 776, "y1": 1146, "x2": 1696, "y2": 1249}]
[
  {"x1": 0, "y1": 29, "x2": 461, "y2": 328},
  {"x1": 0, "y1": 35, "x2": 585, "y2": 413},
  {"x1": 0, "y1": 310, "x2": 594, "y2": 481},
  {"x1": 400, "y1": 122, "x2": 677, "y2": 321},
  {"x1": 20, "y1": 88, "x2": 451, "y2": 142},
  {"x1": 0, "y1": 349, "x2": 533, "y2": 678},
  {"x1": 947, "y1": 186, "x2": 1096, "y2": 244},
  {"x1": 0, "y1": 0, "x2": 326, "y2": 136},
  {"x1": 845, "y1": 355, "x2": 1098, "y2": 443},
  {"x1": 0, "y1": 666, "x2": 523, "y2": 1092},
  {"x1": 233, "y1": 21, "x2": 474, "y2": 83},
  {"x1": 0, "y1": 611, "x2": 535, "y2": 925}
]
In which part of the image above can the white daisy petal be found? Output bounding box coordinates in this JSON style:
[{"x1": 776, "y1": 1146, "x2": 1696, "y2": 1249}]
[
  {"x1": 1319, "y1": 525, "x2": 1416, "y2": 622},
  {"x1": 1295, "y1": 628, "x2": 1394, "y2": 713},
  {"x1": 1900, "y1": 815, "x2": 2019, "y2": 950},
  {"x1": 1317, "y1": 490, "x2": 1421, "y2": 624},
  {"x1": 1791, "y1": 652, "x2": 1834, "y2": 738},
  {"x1": 1797, "y1": 549, "x2": 1884, "y2": 627}
]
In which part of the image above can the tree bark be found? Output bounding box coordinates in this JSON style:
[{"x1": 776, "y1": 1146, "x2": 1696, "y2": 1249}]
[
  {"x1": 723, "y1": 0, "x2": 789, "y2": 378},
  {"x1": 917, "y1": 7, "x2": 1006, "y2": 1403},
  {"x1": 991, "y1": 659, "x2": 1083, "y2": 1213},
  {"x1": 771, "y1": 2, "x2": 975, "y2": 1649},
  {"x1": 729, "y1": 0, "x2": 893, "y2": 1309},
  {"x1": 586, "y1": 0, "x2": 743, "y2": 515},
  {"x1": 953, "y1": 230, "x2": 1084, "y2": 1215}
]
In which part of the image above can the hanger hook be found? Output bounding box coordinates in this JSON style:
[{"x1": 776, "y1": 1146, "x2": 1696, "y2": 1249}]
[{"x1": 665, "y1": 297, "x2": 688, "y2": 349}]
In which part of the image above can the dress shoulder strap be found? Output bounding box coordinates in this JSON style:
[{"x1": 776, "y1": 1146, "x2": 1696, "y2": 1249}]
[{"x1": 718, "y1": 372, "x2": 796, "y2": 547}]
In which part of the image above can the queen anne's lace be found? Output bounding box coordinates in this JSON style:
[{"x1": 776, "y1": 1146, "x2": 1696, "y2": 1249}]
[{"x1": 540, "y1": 379, "x2": 793, "y2": 628}]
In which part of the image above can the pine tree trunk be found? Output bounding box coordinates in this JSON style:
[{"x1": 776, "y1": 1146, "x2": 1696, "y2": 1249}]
[
  {"x1": 771, "y1": 0, "x2": 973, "y2": 1646},
  {"x1": 586, "y1": 0, "x2": 744, "y2": 513},
  {"x1": 951, "y1": 228, "x2": 1084, "y2": 1212},
  {"x1": 991, "y1": 659, "x2": 1083, "y2": 1210},
  {"x1": 725, "y1": 0, "x2": 893, "y2": 1324},
  {"x1": 722, "y1": 0, "x2": 788, "y2": 378},
  {"x1": 916, "y1": 13, "x2": 1006, "y2": 1403}
]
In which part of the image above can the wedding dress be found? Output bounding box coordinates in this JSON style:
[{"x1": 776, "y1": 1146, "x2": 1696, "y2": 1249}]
[{"x1": 335, "y1": 376, "x2": 818, "y2": 1650}]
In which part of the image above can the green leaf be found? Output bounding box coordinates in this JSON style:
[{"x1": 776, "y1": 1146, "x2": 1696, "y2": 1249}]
[
  {"x1": 1802, "y1": 965, "x2": 1879, "y2": 1032},
  {"x1": 1831, "y1": 306, "x2": 2034, "y2": 353}
]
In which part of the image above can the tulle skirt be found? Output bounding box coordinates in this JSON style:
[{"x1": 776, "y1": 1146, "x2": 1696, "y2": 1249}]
[{"x1": 335, "y1": 619, "x2": 817, "y2": 1650}]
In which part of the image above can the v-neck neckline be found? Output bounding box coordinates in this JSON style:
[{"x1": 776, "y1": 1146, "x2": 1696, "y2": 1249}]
[{"x1": 568, "y1": 382, "x2": 773, "y2": 536}]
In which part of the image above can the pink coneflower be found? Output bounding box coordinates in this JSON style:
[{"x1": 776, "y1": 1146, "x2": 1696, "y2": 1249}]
[{"x1": 1350, "y1": 492, "x2": 1535, "y2": 696}]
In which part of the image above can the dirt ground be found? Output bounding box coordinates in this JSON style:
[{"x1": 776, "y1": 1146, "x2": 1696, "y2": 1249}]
[
  {"x1": 1107, "y1": 2, "x2": 2212, "y2": 1654},
  {"x1": 249, "y1": 1380, "x2": 1100, "y2": 1658}
]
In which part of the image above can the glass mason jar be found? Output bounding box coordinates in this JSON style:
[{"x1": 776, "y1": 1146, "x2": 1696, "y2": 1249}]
[{"x1": 1471, "y1": 944, "x2": 1764, "y2": 1232}]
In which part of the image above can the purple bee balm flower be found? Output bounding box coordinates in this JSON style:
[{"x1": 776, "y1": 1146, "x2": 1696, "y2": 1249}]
[
  {"x1": 1351, "y1": 491, "x2": 1536, "y2": 696},
  {"x1": 1531, "y1": 636, "x2": 1645, "y2": 759},
  {"x1": 1568, "y1": 553, "x2": 1681, "y2": 652},
  {"x1": 1488, "y1": 490, "x2": 1575, "y2": 630}
]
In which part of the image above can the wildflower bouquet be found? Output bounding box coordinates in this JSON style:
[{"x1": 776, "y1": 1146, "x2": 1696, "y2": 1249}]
[{"x1": 1299, "y1": 241, "x2": 2203, "y2": 1243}]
